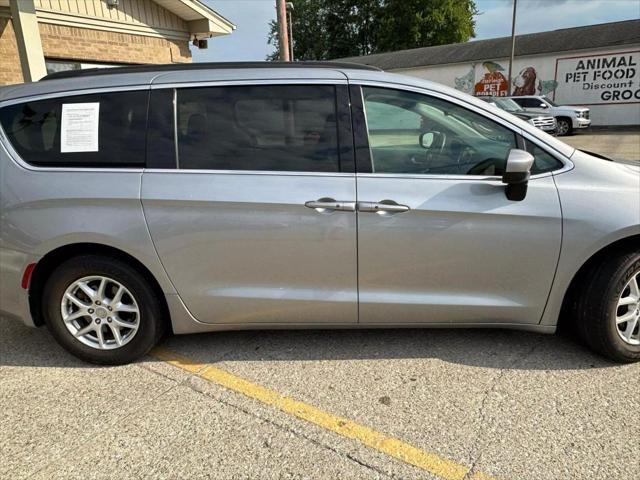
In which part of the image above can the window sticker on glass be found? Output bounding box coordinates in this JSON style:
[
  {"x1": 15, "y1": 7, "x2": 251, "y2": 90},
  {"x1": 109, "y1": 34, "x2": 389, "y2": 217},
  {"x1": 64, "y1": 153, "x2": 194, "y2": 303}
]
[{"x1": 61, "y1": 103, "x2": 100, "y2": 153}]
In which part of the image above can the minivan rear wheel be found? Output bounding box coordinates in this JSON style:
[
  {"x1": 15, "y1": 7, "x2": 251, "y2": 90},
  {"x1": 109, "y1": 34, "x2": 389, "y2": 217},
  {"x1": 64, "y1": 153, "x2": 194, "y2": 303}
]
[
  {"x1": 43, "y1": 255, "x2": 164, "y2": 365},
  {"x1": 577, "y1": 251, "x2": 640, "y2": 363}
]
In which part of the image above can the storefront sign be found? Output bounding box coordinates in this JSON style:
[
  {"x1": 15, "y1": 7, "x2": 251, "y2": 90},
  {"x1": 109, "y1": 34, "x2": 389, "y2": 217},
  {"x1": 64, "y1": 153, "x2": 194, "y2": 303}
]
[{"x1": 554, "y1": 51, "x2": 640, "y2": 105}]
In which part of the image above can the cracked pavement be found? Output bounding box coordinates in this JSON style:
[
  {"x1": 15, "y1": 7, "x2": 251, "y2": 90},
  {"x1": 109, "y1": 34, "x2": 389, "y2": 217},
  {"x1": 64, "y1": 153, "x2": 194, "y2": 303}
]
[{"x1": 2, "y1": 316, "x2": 639, "y2": 479}]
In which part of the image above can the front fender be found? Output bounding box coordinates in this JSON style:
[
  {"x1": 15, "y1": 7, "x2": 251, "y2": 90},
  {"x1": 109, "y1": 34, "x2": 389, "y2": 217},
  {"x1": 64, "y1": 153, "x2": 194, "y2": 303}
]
[{"x1": 541, "y1": 151, "x2": 640, "y2": 326}]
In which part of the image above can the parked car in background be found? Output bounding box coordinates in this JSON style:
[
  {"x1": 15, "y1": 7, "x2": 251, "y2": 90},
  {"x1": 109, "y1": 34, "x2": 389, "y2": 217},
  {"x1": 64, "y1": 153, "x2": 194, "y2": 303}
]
[
  {"x1": 0, "y1": 62, "x2": 638, "y2": 365},
  {"x1": 479, "y1": 96, "x2": 557, "y2": 134},
  {"x1": 508, "y1": 95, "x2": 590, "y2": 136}
]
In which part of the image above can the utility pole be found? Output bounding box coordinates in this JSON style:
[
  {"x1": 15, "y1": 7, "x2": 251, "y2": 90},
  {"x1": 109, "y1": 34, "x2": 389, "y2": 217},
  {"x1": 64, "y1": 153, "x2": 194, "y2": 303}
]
[
  {"x1": 276, "y1": 0, "x2": 290, "y2": 61},
  {"x1": 507, "y1": 0, "x2": 517, "y2": 96},
  {"x1": 286, "y1": 2, "x2": 294, "y2": 61}
]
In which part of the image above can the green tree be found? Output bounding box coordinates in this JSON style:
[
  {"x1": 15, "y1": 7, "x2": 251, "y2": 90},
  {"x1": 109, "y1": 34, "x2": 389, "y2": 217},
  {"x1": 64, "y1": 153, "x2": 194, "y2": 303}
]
[
  {"x1": 376, "y1": 0, "x2": 477, "y2": 52},
  {"x1": 267, "y1": 0, "x2": 477, "y2": 61}
]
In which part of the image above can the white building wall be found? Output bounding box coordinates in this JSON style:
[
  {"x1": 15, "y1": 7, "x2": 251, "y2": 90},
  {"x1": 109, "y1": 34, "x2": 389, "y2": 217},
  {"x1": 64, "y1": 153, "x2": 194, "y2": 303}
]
[{"x1": 393, "y1": 45, "x2": 640, "y2": 126}]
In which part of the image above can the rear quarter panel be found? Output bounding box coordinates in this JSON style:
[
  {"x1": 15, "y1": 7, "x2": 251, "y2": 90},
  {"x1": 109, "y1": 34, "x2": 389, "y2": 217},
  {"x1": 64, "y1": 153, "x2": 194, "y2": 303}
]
[{"x1": 0, "y1": 138, "x2": 176, "y2": 297}]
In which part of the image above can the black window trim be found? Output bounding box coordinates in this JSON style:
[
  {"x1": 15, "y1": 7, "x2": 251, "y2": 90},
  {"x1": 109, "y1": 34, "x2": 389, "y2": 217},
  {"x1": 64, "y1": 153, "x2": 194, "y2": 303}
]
[
  {"x1": 146, "y1": 88, "x2": 176, "y2": 170},
  {"x1": 349, "y1": 84, "x2": 373, "y2": 174},
  {"x1": 349, "y1": 81, "x2": 573, "y2": 179},
  {"x1": 335, "y1": 85, "x2": 355, "y2": 173}
]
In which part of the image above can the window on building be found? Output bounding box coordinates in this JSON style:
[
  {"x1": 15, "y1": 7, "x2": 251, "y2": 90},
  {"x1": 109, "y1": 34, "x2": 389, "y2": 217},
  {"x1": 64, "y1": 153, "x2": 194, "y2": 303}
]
[
  {"x1": 176, "y1": 85, "x2": 341, "y2": 172},
  {"x1": 45, "y1": 60, "x2": 123, "y2": 75},
  {"x1": 0, "y1": 90, "x2": 148, "y2": 167},
  {"x1": 45, "y1": 60, "x2": 81, "y2": 75},
  {"x1": 362, "y1": 87, "x2": 517, "y2": 175}
]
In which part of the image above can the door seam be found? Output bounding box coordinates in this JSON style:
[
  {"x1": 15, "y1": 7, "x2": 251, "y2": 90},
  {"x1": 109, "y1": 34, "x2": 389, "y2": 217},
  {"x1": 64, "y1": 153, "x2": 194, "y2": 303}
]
[
  {"x1": 347, "y1": 81, "x2": 361, "y2": 324},
  {"x1": 355, "y1": 173, "x2": 361, "y2": 324},
  {"x1": 537, "y1": 173, "x2": 565, "y2": 325},
  {"x1": 138, "y1": 170, "x2": 182, "y2": 298}
]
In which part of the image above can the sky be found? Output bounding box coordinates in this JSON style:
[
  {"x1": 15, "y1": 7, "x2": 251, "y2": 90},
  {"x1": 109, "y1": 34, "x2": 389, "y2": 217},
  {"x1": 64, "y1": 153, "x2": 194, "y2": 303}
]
[{"x1": 192, "y1": 0, "x2": 640, "y2": 62}]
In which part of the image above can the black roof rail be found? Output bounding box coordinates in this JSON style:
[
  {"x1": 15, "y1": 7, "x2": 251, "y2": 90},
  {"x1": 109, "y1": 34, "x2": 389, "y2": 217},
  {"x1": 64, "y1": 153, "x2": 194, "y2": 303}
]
[{"x1": 41, "y1": 61, "x2": 383, "y2": 81}]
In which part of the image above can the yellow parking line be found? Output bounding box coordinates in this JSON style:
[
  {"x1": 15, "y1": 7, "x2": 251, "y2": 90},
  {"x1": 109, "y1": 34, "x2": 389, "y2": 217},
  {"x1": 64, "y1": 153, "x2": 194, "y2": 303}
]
[{"x1": 150, "y1": 346, "x2": 496, "y2": 480}]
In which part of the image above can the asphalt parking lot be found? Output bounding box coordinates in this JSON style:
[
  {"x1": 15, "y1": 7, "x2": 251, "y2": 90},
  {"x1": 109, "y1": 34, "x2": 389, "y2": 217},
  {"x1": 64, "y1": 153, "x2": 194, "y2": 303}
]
[
  {"x1": 561, "y1": 128, "x2": 639, "y2": 161},
  {"x1": 2, "y1": 314, "x2": 639, "y2": 480}
]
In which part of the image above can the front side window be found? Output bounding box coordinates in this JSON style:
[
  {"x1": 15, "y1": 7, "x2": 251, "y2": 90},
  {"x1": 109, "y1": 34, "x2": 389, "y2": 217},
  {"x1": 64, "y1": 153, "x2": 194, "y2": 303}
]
[
  {"x1": 526, "y1": 140, "x2": 564, "y2": 173},
  {"x1": 362, "y1": 87, "x2": 517, "y2": 175},
  {"x1": 0, "y1": 91, "x2": 148, "y2": 167},
  {"x1": 176, "y1": 85, "x2": 340, "y2": 172}
]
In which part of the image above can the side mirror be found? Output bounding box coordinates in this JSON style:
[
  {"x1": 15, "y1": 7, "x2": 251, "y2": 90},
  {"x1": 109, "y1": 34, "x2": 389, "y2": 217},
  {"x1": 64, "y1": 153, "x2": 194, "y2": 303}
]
[
  {"x1": 539, "y1": 103, "x2": 548, "y2": 109},
  {"x1": 419, "y1": 132, "x2": 434, "y2": 149},
  {"x1": 502, "y1": 149, "x2": 534, "y2": 201}
]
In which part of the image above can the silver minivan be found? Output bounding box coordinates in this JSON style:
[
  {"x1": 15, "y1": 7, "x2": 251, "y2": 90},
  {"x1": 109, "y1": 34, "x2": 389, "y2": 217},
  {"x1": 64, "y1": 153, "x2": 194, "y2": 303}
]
[{"x1": 1, "y1": 62, "x2": 638, "y2": 364}]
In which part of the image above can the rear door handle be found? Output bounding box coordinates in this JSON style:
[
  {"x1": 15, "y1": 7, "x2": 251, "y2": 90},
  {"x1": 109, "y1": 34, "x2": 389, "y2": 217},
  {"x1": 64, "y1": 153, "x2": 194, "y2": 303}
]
[
  {"x1": 358, "y1": 200, "x2": 410, "y2": 215},
  {"x1": 305, "y1": 198, "x2": 356, "y2": 213}
]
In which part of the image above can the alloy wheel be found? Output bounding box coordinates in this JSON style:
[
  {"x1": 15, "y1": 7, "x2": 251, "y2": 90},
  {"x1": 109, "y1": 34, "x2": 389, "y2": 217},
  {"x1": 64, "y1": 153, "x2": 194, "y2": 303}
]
[
  {"x1": 615, "y1": 270, "x2": 640, "y2": 346},
  {"x1": 60, "y1": 275, "x2": 140, "y2": 350},
  {"x1": 556, "y1": 120, "x2": 570, "y2": 135}
]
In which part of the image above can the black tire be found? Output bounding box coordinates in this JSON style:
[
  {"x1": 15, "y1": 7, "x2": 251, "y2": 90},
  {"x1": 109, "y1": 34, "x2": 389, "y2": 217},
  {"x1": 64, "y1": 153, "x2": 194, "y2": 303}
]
[
  {"x1": 556, "y1": 117, "x2": 573, "y2": 136},
  {"x1": 43, "y1": 255, "x2": 165, "y2": 365},
  {"x1": 576, "y1": 251, "x2": 640, "y2": 363}
]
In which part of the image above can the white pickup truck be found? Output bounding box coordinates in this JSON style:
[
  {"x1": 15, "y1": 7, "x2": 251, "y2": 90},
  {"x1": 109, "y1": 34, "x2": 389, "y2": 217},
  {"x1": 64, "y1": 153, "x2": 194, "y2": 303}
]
[{"x1": 507, "y1": 95, "x2": 591, "y2": 136}]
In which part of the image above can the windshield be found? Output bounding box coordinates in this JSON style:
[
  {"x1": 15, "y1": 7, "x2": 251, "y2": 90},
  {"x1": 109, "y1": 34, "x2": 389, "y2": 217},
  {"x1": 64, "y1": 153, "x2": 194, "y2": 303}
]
[{"x1": 489, "y1": 97, "x2": 524, "y2": 112}]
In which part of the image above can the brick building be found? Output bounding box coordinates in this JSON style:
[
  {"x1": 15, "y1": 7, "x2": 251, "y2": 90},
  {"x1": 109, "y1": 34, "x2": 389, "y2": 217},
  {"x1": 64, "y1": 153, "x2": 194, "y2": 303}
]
[{"x1": 0, "y1": 0, "x2": 234, "y2": 85}]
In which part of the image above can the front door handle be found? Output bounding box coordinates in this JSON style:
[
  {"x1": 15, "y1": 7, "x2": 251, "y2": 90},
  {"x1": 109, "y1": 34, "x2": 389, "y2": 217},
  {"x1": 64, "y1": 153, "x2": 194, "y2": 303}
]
[
  {"x1": 358, "y1": 200, "x2": 410, "y2": 215},
  {"x1": 305, "y1": 198, "x2": 356, "y2": 213}
]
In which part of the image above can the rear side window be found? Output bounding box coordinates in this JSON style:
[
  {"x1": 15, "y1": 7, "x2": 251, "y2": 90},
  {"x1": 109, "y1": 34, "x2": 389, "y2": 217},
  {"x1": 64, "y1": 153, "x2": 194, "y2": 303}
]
[
  {"x1": 176, "y1": 85, "x2": 340, "y2": 172},
  {"x1": 0, "y1": 91, "x2": 148, "y2": 167}
]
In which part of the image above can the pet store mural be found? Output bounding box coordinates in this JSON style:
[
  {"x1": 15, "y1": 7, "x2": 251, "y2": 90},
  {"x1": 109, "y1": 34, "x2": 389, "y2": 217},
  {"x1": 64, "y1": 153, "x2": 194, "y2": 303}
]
[
  {"x1": 454, "y1": 67, "x2": 475, "y2": 94},
  {"x1": 432, "y1": 49, "x2": 638, "y2": 126},
  {"x1": 512, "y1": 66, "x2": 559, "y2": 96},
  {"x1": 474, "y1": 61, "x2": 509, "y2": 97},
  {"x1": 453, "y1": 62, "x2": 558, "y2": 97}
]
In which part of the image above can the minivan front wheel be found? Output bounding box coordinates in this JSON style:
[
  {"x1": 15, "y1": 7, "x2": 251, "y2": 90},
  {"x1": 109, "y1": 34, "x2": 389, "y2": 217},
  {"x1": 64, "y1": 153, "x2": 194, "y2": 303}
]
[
  {"x1": 578, "y1": 251, "x2": 640, "y2": 363},
  {"x1": 43, "y1": 255, "x2": 164, "y2": 365}
]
